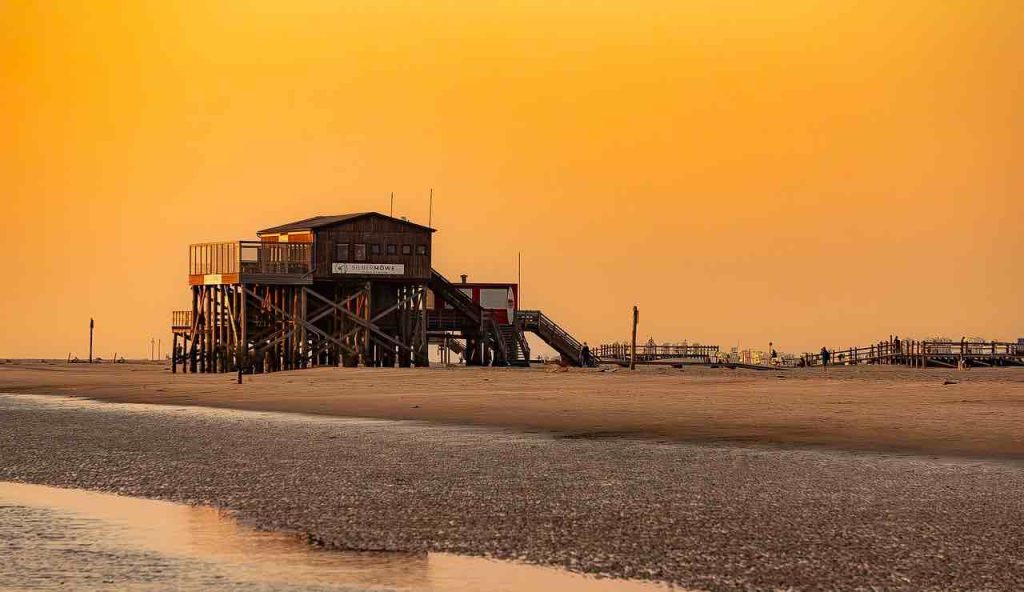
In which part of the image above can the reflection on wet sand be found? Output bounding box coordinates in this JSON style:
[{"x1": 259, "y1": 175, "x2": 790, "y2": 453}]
[{"x1": 0, "y1": 481, "x2": 673, "y2": 591}]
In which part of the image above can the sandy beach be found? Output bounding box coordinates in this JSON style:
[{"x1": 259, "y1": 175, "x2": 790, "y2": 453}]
[
  {"x1": 3, "y1": 362, "x2": 1024, "y2": 590},
  {"x1": 3, "y1": 392, "x2": 1024, "y2": 591},
  {"x1": 2, "y1": 361, "x2": 1023, "y2": 459}
]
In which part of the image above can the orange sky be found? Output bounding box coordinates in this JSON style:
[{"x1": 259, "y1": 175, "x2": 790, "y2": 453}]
[{"x1": 2, "y1": 1, "x2": 1022, "y2": 358}]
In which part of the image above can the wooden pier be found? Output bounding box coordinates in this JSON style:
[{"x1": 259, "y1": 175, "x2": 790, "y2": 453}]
[
  {"x1": 592, "y1": 338, "x2": 1023, "y2": 370},
  {"x1": 801, "y1": 338, "x2": 1024, "y2": 368},
  {"x1": 594, "y1": 343, "x2": 721, "y2": 365}
]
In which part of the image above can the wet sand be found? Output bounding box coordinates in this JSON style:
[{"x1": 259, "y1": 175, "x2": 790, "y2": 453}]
[
  {"x1": 2, "y1": 361, "x2": 1023, "y2": 459},
  {"x1": 1, "y1": 480, "x2": 668, "y2": 592},
  {"x1": 2, "y1": 394, "x2": 1023, "y2": 591}
]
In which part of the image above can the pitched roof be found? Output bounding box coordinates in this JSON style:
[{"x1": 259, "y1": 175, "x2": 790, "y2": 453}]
[{"x1": 257, "y1": 212, "x2": 435, "y2": 235}]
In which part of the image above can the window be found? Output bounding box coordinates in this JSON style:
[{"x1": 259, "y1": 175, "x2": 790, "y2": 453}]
[
  {"x1": 401, "y1": 244, "x2": 412, "y2": 255},
  {"x1": 335, "y1": 243, "x2": 349, "y2": 262},
  {"x1": 480, "y1": 288, "x2": 511, "y2": 309},
  {"x1": 386, "y1": 244, "x2": 397, "y2": 255},
  {"x1": 354, "y1": 243, "x2": 367, "y2": 261},
  {"x1": 415, "y1": 244, "x2": 428, "y2": 256},
  {"x1": 370, "y1": 243, "x2": 382, "y2": 256}
]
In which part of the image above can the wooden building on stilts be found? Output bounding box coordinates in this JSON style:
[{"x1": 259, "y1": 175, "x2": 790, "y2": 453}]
[{"x1": 171, "y1": 212, "x2": 589, "y2": 374}]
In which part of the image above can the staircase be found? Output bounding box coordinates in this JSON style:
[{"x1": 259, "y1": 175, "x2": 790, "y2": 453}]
[
  {"x1": 428, "y1": 269, "x2": 481, "y2": 326},
  {"x1": 483, "y1": 313, "x2": 510, "y2": 365},
  {"x1": 430, "y1": 269, "x2": 512, "y2": 365},
  {"x1": 515, "y1": 310, "x2": 587, "y2": 366},
  {"x1": 446, "y1": 338, "x2": 465, "y2": 356},
  {"x1": 498, "y1": 322, "x2": 531, "y2": 367},
  {"x1": 429, "y1": 269, "x2": 586, "y2": 367}
]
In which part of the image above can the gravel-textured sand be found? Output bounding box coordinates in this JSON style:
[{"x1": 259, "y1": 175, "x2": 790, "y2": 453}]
[
  {"x1": 2, "y1": 394, "x2": 1023, "y2": 591},
  {"x1": 2, "y1": 362, "x2": 1023, "y2": 459}
]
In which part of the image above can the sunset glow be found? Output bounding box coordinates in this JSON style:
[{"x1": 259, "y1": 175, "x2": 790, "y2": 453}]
[{"x1": 3, "y1": 1, "x2": 1022, "y2": 357}]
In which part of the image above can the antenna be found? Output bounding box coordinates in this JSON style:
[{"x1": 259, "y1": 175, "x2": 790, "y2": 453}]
[
  {"x1": 428, "y1": 188, "x2": 433, "y2": 228},
  {"x1": 390, "y1": 192, "x2": 394, "y2": 218}
]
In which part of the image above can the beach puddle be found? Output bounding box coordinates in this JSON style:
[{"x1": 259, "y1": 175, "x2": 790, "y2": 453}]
[{"x1": 0, "y1": 481, "x2": 674, "y2": 591}]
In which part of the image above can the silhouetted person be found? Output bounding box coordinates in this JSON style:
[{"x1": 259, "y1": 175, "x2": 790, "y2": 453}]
[
  {"x1": 893, "y1": 335, "x2": 902, "y2": 354},
  {"x1": 581, "y1": 342, "x2": 592, "y2": 367},
  {"x1": 820, "y1": 346, "x2": 831, "y2": 371}
]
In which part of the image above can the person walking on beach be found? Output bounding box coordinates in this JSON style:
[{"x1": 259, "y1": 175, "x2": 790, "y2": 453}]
[
  {"x1": 820, "y1": 346, "x2": 831, "y2": 371},
  {"x1": 580, "y1": 342, "x2": 592, "y2": 367}
]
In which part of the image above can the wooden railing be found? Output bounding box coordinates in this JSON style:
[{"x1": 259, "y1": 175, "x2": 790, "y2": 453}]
[
  {"x1": 429, "y1": 269, "x2": 481, "y2": 325},
  {"x1": 594, "y1": 342, "x2": 720, "y2": 362},
  {"x1": 484, "y1": 312, "x2": 509, "y2": 363},
  {"x1": 426, "y1": 309, "x2": 469, "y2": 331},
  {"x1": 516, "y1": 310, "x2": 585, "y2": 364},
  {"x1": 189, "y1": 241, "x2": 312, "y2": 277},
  {"x1": 171, "y1": 310, "x2": 192, "y2": 329},
  {"x1": 800, "y1": 339, "x2": 1024, "y2": 367}
]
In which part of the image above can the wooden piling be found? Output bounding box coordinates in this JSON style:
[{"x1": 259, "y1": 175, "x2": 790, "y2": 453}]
[{"x1": 630, "y1": 305, "x2": 638, "y2": 371}]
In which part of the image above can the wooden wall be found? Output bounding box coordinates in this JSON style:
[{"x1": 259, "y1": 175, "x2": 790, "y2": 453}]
[{"x1": 312, "y1": 216, "x2": 432, "y2": 281}]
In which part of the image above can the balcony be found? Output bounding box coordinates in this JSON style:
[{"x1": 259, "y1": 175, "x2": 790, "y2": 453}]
[
  {"x1": 189, "y1": 241, "x2": 313, "y2": 285},
  {"x1": 171, "y1": 310, "x2": 192, "y2": 330}
]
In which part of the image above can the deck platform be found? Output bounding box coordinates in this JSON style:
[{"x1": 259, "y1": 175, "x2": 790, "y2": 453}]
[{"x1": 188, "y1": 241, "x2": 313, "y2": 286}]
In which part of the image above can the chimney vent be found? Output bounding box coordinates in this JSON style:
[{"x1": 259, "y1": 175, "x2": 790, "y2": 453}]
[{"x1": 460, "y1": 274, "x2": 468, "y2": 283}]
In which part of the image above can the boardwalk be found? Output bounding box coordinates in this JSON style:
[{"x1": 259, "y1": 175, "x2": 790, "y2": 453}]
[
  {"x1": 801, "y1": 339, "x2": 1024, "y2": 368},
  {"x1": 594, "y1": 343, "x2": 720, "y2": 364},
  {"x1": 594, "y1": 338, "x2": 1024, "y2": 370}
]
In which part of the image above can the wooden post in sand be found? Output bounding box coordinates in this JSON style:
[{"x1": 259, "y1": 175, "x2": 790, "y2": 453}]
[
  {"x1": 240, "y1": 285, "x2": 248, "y2": 374},
  {"x1": 88, "y1": 318, "x2": 94, "y2": 363},
  {"x1": 630, "y1": 306, "x2": 639, "y2": 371}
]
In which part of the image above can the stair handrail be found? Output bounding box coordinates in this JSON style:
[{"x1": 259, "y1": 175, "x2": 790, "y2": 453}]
[
  {"x1": 430, "y1": 269, "x2": 481, "y2": 324},
  {"x1": 515, "y1": 309, "x2": 584, "y2": 363},
  {"x1": 539, "y1": 312, "x2": 582, "y2": 352},
  {"x1": 483, "y1": 312, "x2": 509, "y2": 363}
]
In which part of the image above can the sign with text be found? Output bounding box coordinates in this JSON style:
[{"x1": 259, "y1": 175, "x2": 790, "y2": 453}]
[{"x1": 332, "y1": 263, "x2": 405, "y2": 275}]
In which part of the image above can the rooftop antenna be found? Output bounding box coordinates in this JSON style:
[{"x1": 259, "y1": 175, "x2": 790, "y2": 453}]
[
  {"x1": 390, "y1": 192, "x2": 394, "y2": 218},
  {"x1": 517, "y1": 251, "x2": 522, "y2": 308},
  {"x1": 428, "y1": 188, "x2": 433, "y2": 228}
]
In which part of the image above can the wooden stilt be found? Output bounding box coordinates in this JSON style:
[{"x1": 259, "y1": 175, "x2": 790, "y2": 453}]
[{"x1": 239, "y1": 284, "x2": 248, "y2": 373}]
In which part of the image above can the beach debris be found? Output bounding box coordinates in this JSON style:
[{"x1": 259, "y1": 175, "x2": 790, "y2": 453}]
[{"x1": 943, "y1": 380, "x2": 959, "y2": 385}]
